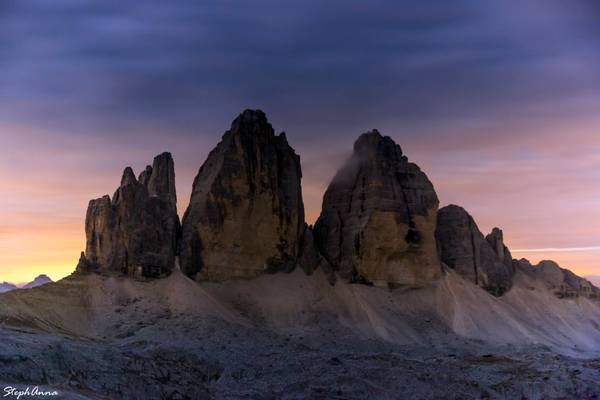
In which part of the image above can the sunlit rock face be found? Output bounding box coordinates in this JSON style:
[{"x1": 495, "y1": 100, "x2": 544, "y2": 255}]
[
  {"x1": 179, "y1": 110, "x2": 305, "y2": 281},
  {"x1": 436, "y1": 205, "x2": 514, "y2": 296},
  {"x1": 515, "y1": 259, "x2": 600, "y2": 299},
  {"x1": 314, "y1": 130, "x2": 441, "y2": 288},
  {"x1": 77, "y1": 152, "x2": 180, "y2": 278}
]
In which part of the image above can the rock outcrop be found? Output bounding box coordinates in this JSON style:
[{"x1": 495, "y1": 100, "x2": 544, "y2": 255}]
[
  {"x1": 77, "y1": 152, "x2": 180, "y2": 278},
  {"x1": 66, "y1": 109, "x2": 595, "y2": 304},
  {"x1": 179, "y1": 110, "x2": 305, "y2": 281},
  {"x1": 313, "y1": 130, "x2": 441, "y2": 288},
  {"x1": 515, "y1": 259, "x2": 599, "y2": 299},
  {"x1": 436, "y1": 205, "x2": 515, "y2": 296}
]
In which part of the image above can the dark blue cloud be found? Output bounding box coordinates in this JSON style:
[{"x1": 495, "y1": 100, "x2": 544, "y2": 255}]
[{"x1": 0, "y1": 0, "x2": 599, "y2": 140}]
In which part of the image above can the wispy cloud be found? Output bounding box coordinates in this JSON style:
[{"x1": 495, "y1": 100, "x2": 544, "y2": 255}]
[{"x1": 513, "y1": 247, "x2": 600, "y2": 253}]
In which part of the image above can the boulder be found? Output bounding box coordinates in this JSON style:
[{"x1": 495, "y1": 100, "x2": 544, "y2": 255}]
[
  {"x1": 179, "y1": 110, "x2": 305, "y2": 281},
  {"x1": 313, "y1": 130, "x2": 441, "y2": 288},
  {"x1": 77, "y1": 152, "x2": 180, "y2": 278},
  {"x1": 436, "y1": 205, "x2": 514, "y2": 296}
]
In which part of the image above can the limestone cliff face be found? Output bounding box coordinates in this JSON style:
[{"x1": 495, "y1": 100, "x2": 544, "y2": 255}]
[
  {"x1": 179, "y1": 110, "x2": 305, "y2": 281},
  {"x1": 77, "y1": 152, "x2": 180, "y2": 278},
  {"x1": 515, "y1": 259, "x2": 599, "y2": 299},
  {"x1": 436, "y1": 205, "x2": 514, "y2": 296},
  {"x1": 313, "y1": 130, "x2": 441, "y2": 288}
]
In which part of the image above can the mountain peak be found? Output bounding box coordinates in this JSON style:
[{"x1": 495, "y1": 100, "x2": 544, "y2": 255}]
[
  {"x1": 0, "y1": 281, "x2": 18, "y2": 293},
  {"x1": 437, "y1": 205, "x2": 514, "y2": 296},
  {"x1": 230, "y1": 109, "x2": 271, "y2": 136},
  {"x1": 315, "y1": 130, "x2": 440, "y2": 287},
  {"x1": 120, "y1": 167, "x2": 137, "y2": 187},
  {"x1": 353, "y1": 129, "x2": 402, "y2": 158},
  {"x1": 78, "y1": 152, "x2": 180, "y2": 278},
  {"x1": 22, "y1": 274, "x2": 53, "y2": 289},
  {"x1": 180, "y1": 110, "x2": 305, "y2": 281}
]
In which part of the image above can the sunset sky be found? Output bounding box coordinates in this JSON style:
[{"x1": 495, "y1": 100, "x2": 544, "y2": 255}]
[{"x1": 1, "y1": 0, "x2": 600, "y2": 284}]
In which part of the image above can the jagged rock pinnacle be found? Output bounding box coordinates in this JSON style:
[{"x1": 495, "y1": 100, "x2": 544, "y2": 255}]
[
  {"x1": 77, "y1": 152, "x2": 180, "y2": 278},
  {"x1": 179, "y1": 110, "x2": 306, "y2": 281},
  {"x1": 436, "y1": 205, "x2": 514, "y2": 296},
  {"x1": 314, "y1": 130, "x2": 441, "y2": 288}
]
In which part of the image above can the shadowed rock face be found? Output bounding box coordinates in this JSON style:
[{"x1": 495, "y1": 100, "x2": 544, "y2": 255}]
[
  {"x1": 515, "y1": 259, "x2": 600, "y2": 299},
  {"x1": 436, "y1": 205, "x2": 514, "y2": 296},
  {"x1": 485, "y1": 227, "x2": 513, "y2": 270},
  {"x1": 314, "y1": 130, "x2": 441, "y2": 288},
  {"x1": 179, "y1": 110, "x2": 305, "y2": 281},
  {"x1": 77, "y1": 152, "x2": 180, "y2": 278}
]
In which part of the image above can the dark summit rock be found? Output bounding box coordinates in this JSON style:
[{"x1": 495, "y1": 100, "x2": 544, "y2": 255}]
[
  {"x1": 179, "y1": 110, "x2": 305, "y2": 281},
  {"x1": 147, "y1": 152, "x2": 177, "y2": 211},
  {"x1": 77, "y1": 152, "x2": 180, "y2": 278},
  {"x1": 436, "y1": 205, "x2": 514, "y2": 296},
  {"x1": 313, "y1": 130, "x2": 441, "y2": 288}
]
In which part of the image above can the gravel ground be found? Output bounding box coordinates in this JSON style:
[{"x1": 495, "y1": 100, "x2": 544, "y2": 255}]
[
  {"x1": 0, "y1": 322, "x2": 599, "y2": 400},
  {"x1": 0, "y1": 271, "x2": 599, "y2": 399}
]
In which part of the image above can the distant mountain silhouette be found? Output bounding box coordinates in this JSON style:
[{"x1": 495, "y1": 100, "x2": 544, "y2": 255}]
[
  {"x1": 0, "y1": 282, "x2": 18, "y2": 293},
  {"x1": 0, "y1": 275, "x2": 53, "y2": 293},
  {"x1": 586, "y1": 275, "x2": 600, "y2": 287},
  {"x1": 22, "y1": 274, "x2": 53, "y2": 289}
]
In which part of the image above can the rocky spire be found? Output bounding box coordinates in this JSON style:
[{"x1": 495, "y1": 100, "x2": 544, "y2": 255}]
[
  {"x1": 77, "y1": 152, "x2": 180, "y2": 278},
  {"x1": 120, "y1": 167, "x2": 137, "y2": 186},
  {"x1": 485, "y1": 227, "x2": 513, "y2": 268},
  {"x1": 436, "y1": 205, "x2": 514, "y2": 296},
  {"x1": 137, "y1": 165, "x2": 153, "y2": 186},
  {"x1": 313, "y1": 130, "x2": 441, "y2": 288},
  {"x1": 148, "y1": 152, "x2": 177, "y2": 210},
  {"x1": 179, "y1": 110, "x2": 305, "y2": 281}
]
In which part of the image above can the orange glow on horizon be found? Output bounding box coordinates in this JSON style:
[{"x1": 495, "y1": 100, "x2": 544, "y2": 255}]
[
  {"x1": 2, "y1": 120, "x2": 600, "y2": 284},
  {"x1": 0, "y1": 224, "x2": 82, "y2": 284}
]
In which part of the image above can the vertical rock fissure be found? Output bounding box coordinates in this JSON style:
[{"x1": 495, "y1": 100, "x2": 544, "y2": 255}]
[
  {"x1": 468, "y1": 217, "x2": 479, "y2": 285},
  {"x1": 360, "y1": 176, "x2": 366, "y2": 214},
  {"x1": 336, "y1": 209, "x2": 344, "y2": 266},
  {"x1": 397, "y1": 174, "x2": 419, "y2": 245}
]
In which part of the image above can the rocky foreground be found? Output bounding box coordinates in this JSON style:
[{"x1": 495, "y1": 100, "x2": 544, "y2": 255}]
[{"x1": 1, "y1": 268, "x2": 600, "y2": 399}]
